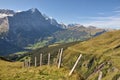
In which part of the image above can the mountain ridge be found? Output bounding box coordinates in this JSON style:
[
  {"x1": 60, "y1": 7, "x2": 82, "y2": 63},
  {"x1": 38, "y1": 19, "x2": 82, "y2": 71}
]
[{"x1": 0, "y1": 8, "x2": 106, "y2": 56}]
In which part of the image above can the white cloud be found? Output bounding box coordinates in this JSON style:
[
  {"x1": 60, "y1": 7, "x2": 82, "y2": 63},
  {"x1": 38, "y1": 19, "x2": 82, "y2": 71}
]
[
  {"x1": 78, "y1": 16, "x2": 116, "y2": 20},
  {"x1": 113, "y1": 10, "x2": 120, "y2": 13},
  {"x1": 16, "y1": 10, "x2": 22, "y2": 13},
  {"x1": 75, "y1": 7, "x2": 120, "y2": 29},
  {"x1": 80, "y1": 15, "x2": 120, "y2": 29},
  {"x1": 0, "y1": 14, "x2": 13, "y2": 18}
]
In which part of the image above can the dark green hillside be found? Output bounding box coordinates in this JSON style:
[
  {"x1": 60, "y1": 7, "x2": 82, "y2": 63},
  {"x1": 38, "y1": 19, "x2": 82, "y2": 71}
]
[
  {"x1": 30, "y1": 41, "x2": 81, "y2": 65},
  {"x1": 27, "y1": 26, "x2": 105, "y2": 50},
  {"x1": 0, "y1": 38, "x2": 23, "y2": 56},
  {"x1": 7, "y1": 41, "x2": 80, "y2": 61}
]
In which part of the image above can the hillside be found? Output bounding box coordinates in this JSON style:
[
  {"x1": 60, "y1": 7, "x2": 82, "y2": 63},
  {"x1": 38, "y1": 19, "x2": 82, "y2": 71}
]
[
  {"x1": 0, "y1": 38, "x2": 23, "y2": 56},
  {"x1": 8, "y1": 41, "x2": 80, "y2": 61},
  {"x1": 27, "y1": 26, "x2": 105, "y2": 50},
  {"x1": 52, "y1": 25, "x2": 105, "y2": 43},
  {"x1": 0, "y1": 59, "x2": 81, "y2": 80},
  {"x1": 31, "y1": 30, "x2": 120, "y2": 80}
]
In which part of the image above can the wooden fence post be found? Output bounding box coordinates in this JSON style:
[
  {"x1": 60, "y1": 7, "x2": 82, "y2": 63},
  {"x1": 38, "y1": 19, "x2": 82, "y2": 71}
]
[
  {"x1": 23, "y1": 60, "x2": 26, "y2": 68},
  {"x1": 40, "y1": 53, "x2": 42, "y2": 66},
  {"x1": 24, "y1": 59, "x2": 28, "y2": 67},
  {"x1": 98, "y1": 71, "x2": 102, "y2": 80},
  {"x1": 35, "y1": 56, "x2": 37, "y2": 67},
  {"x1": 26, "y1": 60, "x2": 28, "y2": 67},
  {"x1": 58, "y1": 48, "x2": 63, "y2": 69},
  {"x1": 48, "y1": 53, "x2": 50, "y2": 66},
  {"x1": 28, "y1": 58, "x2": 31, "y2": 67},
  {"x1": 55, "y1": 49, "x2": 60, "y2": 65},
  {"x1": 69, "y1": 54, "x2": 82, "y2": 76}
]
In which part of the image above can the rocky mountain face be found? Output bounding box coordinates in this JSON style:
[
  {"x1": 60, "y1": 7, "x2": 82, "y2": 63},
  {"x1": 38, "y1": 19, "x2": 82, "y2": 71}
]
[
  {"x1": 0, "y1": 9, "x2": 14, "y2": 35},
  {"x1": 0, "y1": 9, "x2": 14, "y2": 14},
  {"x1": 0, "y1": 17, "x2": 9, "y2": 35},
  {"x1": 0, "y1": 9, "x2": 15, "y2": 18},
  {"x1": 0, "y1": 8, "x2": 106, "y2": 56},
  {"x1": 0, "y1": 8, "x2": 62, "y2": 48}
]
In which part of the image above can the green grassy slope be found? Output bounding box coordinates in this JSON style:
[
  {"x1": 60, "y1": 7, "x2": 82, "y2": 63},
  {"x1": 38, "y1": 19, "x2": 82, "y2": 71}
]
[
  {"x1": 0, "y1": 59, "x2": 81, "y2": 80},
  {"x1": 31, "y1": 30, "x2": 120, "y2": 80},
  {"x1": 62, "y1": 30, "x2": 120, "y2": 80}
]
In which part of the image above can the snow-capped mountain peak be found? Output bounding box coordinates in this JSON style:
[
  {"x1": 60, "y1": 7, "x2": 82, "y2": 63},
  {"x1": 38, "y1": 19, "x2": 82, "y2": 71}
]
[{"x1": 0, "y1": 9, "x2": 15, "y2": 18}]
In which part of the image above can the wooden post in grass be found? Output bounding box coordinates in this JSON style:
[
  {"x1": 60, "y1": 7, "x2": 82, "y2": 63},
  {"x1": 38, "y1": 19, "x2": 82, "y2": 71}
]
[
  {"x1": 35, "y1": 56, "x2": 37, "y2": 67},
  {"x1": 23, "y1": 59, "x2": 26, "y2": 68},
  {"x1": 48, "y1": 53, "x2": 50, "y2": 66},
  {"x1": 40, "y1": 53, "x2": 42, "y2": 66},
  {"x1": 98, "y1": 71, "x2": 102, "y2": 80},
  {"x1": 28, "y1": 58, "x2": 31, "y2": 67},
  {"x1": 55, "y1": 49, "x2": 60, "y2": 65},
  {"x1": 69, "y1": 54, "x2": 82, "y2": 76},
  {"x1": 26, "y1": 60, "x2": 29, "y2": 67},
  {"x1": 58, "y1": 48, "x2": 63, "y2": 69},
  {"x1": 25, "y1": 59, "x2": 28, "y2": 67}
]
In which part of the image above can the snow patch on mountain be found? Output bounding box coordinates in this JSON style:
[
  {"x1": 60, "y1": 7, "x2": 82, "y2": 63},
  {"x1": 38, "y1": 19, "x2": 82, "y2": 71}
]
[{"x1": 0, "y1": 14, "x2": 13, "y2": 18}]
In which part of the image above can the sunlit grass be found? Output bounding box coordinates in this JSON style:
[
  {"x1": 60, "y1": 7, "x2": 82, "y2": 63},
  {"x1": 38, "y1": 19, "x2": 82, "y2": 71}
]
[
  {"x1": 0, "y1": 60, "x2": 81, "y2": 80},
  {"x1": 62, "y1": 30, "x2": 120, "y2": 79}
]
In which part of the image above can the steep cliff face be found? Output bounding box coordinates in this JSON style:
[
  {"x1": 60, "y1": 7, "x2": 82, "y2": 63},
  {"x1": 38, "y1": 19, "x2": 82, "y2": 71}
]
[
  {"x1": 6, "y1": 8, "x2": 61, "y2": 47},
  {"x1": 0, "y1": 9, "x2": 13, "y2": 36},
  {"x1": 0, "y1": 17, "x2": 9, "y2": 35},
  {"x1": 0, "y1": 8, "x2": 62, "y2": 47}
]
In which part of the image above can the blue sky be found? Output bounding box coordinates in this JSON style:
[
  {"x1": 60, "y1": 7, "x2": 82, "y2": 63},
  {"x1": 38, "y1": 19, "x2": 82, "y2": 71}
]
[{"x1": 0, "y1": 0, "x2": 120, "y2": 29}]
